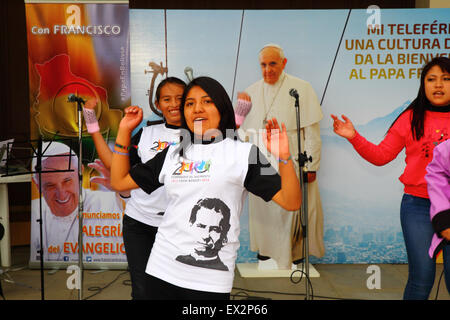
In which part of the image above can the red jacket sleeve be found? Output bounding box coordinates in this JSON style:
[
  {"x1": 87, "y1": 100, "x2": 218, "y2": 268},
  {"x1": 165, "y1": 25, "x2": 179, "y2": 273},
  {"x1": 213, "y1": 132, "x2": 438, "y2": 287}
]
[{"x1": 347, "y1": 113, "x2": 408, "y2": 166}]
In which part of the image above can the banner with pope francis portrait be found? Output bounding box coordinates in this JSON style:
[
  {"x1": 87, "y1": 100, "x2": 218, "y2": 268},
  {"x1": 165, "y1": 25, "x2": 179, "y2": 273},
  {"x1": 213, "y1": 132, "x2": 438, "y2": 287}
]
[
  {"x1": 25, "y1": 1, "x2": 130, "y2": 268},
  {"x1": 129, "y1": 8, "x2": 450, "y2": 265}
]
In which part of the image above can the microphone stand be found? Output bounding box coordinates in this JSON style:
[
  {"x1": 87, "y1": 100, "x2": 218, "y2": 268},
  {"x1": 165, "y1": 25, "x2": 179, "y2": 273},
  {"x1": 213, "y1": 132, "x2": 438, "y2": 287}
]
[
  {"x1": 36, "y1": 138, "x2": 45, "y2": 300},
  {"x1": 74, "y1": 97, "x2": 85, "y2": 301},
  {"x1": 66, "y1": 94, "x2": 86, "y2": 299},
  {"x1": 293, "y1": 93, "x2": 312, "y2": 300}
]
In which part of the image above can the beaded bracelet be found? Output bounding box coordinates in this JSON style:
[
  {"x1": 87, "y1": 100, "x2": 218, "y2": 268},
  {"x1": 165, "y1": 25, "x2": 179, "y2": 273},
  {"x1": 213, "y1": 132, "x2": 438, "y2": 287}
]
[
  {"x1": 115, "y1": 142, "x2": 130, "y2": 150},
  {"x1": 278, "y1": 155, "x2": 292, "y2": 164},
  {"x1": 113, "y1": 150, "x2": 129, "y2": 156}
]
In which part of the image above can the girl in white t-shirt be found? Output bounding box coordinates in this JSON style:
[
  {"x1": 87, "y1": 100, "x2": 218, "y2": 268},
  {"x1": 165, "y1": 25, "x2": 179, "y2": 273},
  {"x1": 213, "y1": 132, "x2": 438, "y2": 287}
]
[
  {"x1": 82, "y1": 77, "x2": 185, "y2": 299},
  {"x1": 111, "y1": 76, "x2": 301, "y2": 299}
]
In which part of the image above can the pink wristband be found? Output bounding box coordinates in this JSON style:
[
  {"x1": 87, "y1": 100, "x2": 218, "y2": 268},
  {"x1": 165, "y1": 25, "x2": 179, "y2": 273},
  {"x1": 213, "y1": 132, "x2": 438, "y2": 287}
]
[
  {"x1": 235, "y1": 114, "x2": 246, "y2": 127},
  {"x1": 82, "y1": 107, "x2": 100, "y2": 133},
  {"x1": 234, "y1": 99, "x2": 252, "y2": 126}
]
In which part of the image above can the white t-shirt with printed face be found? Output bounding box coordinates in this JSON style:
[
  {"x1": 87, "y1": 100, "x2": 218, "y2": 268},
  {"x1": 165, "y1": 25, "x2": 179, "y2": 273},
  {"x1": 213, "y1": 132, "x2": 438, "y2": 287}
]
[
  {"x1": 125, "y1": 123, "x2": 180, "y2": 227},
  {"x1": 130, "y1": 138, "x2": 281, "y2": 293}
]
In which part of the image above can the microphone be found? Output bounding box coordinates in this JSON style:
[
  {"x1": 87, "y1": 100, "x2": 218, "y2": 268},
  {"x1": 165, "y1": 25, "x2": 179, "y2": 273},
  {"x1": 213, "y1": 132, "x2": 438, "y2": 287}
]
[
  {"x1": 184, "y1": 67, "x2": 194, "y2": 82},
  {"x1": 289, "y1": 88, "x2": 299, "y2": 99},
  {"x1": 289, "y1": 88, "x2": 300, "y2": 108},
  {"x1": 67, "y1": 94, "x2": 86, "y2": 104}
]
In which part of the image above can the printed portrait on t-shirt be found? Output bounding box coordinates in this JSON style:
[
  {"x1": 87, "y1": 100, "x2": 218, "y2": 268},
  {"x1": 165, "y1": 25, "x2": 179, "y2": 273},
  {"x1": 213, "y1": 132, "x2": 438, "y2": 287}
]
[{"x1": 176, "y1": 198, "x2": 231, "y2": 271}]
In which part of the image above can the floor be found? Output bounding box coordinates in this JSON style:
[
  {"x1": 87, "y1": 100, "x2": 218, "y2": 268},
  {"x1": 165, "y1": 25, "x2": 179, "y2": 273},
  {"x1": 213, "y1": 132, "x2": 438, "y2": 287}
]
[{"x1": 0, "y1": 245, "x2": 449, "y2": 301}]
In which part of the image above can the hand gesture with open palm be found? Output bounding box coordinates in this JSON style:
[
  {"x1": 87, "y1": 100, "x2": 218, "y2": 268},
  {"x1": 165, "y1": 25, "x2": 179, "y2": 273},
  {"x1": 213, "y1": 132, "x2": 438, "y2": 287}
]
[
  {"x1": 330, "y1": 114, "x2": 356, "y2": 139},
  {"x1": 263, "y1": 118, "x2": 290, "y2": 161}
]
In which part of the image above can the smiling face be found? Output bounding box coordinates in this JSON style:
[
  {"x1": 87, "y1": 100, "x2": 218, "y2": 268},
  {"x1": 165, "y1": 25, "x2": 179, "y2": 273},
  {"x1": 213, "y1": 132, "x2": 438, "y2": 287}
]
[
  {"x1": 155, "y1": 82, "x2": 184, "y2": 126},
  {"x1": 183, "y1": 86, "x2": 221, "y2": 138},
  {"x1": 37, "y1": 156, "x2": 79, "y2": 217},
  {"x1": 424, "y1": 65, "x2": 450, "y2": 107}
]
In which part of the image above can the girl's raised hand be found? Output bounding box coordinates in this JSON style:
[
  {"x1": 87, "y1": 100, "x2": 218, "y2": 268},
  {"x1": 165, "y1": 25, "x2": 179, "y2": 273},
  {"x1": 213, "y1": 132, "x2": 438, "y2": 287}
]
[
  {"x1": 84, "y1": 97, "x2": 98, "y2": 110},
  {"x1": 263, "y1": 118, "x2": 290, "y2": 161},
  {"x1": 330, "y1": 114, "x2": 356, "y2": 139},
  {"x1": 119, "y1": 106, "x2": 143, "y2": 132}
]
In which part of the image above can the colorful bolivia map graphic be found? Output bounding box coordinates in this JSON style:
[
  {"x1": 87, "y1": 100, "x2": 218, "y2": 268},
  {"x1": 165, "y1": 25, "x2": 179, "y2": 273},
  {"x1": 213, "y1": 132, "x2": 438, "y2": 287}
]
[{"x1": 32, "y1": 54, "x2": 122, "y2": 143}]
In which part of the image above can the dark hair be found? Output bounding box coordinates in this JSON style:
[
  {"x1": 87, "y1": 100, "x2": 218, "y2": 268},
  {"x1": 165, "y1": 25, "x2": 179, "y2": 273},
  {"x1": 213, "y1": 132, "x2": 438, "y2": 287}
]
[
  {"x1": 180, "y1": 76, "x2": 237, "y2": 138},
  {"x1": 388, "y1": 57, "x2": 450, "y2": 140},
  {"x1": 190, "y1": 198, "x2": 231, "y2": 240},
  {"x1": 155, "y1": 77, "x2": 186, "y2": 102}
]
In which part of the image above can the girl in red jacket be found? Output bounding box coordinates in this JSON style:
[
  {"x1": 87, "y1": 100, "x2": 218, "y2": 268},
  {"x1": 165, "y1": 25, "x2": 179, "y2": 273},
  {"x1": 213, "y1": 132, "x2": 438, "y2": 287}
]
[{"x1": 331, "y1": 57, "x2": 450, "y2": 300}]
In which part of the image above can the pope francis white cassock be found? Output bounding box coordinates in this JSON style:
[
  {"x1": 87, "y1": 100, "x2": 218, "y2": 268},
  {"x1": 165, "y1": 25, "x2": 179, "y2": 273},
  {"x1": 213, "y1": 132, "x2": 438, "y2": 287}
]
[{"x1": 238, "y1": 44, "x2": 324, "y2": 269}]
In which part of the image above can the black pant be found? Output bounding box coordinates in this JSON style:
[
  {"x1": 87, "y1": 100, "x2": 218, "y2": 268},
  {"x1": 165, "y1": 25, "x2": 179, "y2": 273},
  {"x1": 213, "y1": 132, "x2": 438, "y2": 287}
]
[
  {"x1": 122, "y1": 214, "x2": 158, "y2": 300},
  {"x1": 146, "y1": 275, "x2": 230, "y2": 300}
]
